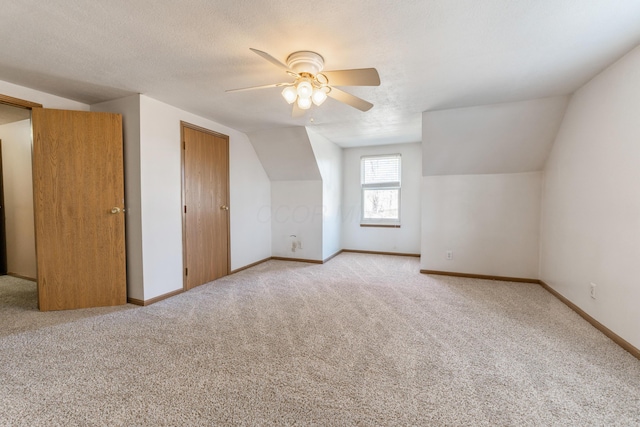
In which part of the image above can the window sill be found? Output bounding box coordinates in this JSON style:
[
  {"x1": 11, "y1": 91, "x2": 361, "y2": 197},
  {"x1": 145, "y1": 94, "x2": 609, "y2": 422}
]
[{"x1": 360, "y1": 223, "x2": 401, "y2": 228}]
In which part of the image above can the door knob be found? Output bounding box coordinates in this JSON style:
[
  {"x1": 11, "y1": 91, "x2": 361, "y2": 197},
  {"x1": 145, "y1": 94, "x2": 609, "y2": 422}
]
[
  {"x1": 111, "y1": 207, "x2": 121, "y2": 214},
  {"x1": 220, "y1": 205, "x2": 229, "y2": 211}
]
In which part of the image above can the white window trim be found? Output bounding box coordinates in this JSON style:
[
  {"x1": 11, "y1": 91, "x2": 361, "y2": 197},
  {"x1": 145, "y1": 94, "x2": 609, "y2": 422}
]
[{"x1": 360, "y1": 154, "x2": 402, "y2": 225}]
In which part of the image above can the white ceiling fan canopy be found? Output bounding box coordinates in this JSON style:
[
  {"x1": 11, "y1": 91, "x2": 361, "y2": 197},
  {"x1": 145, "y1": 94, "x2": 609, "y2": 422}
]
[{"x1": 286, "y1": 51, "x2": 325, "y2": 75}]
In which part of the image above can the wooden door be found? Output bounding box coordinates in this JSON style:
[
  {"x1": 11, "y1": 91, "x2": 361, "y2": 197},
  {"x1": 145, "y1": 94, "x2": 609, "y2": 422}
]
[
  {"x1": 32, "y1": 108, "x2": 126, "y2": 311},
  {"x1": 182, "y1": 122, "x2": 230, "y2": 290}
]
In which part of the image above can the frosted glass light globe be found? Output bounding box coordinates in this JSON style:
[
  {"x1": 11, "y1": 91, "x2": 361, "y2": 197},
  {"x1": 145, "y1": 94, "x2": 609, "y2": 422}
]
[
  {"x1": 281, "y1": 86, "x2": 297, "y2": 104},
  {"x1": 296, "y1": 80, "x2": 313, "y2": 99},
  {"x1": 312, "y1": 88, "x2": 327, "y2": 106},
  {"x1": 297, "y1": 96, "x2": 312, "y2": 110}
]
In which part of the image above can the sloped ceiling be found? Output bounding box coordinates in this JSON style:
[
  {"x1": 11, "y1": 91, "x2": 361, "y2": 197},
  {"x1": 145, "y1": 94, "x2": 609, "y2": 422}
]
[
  {"x1": 0, "y1": 1, "x2": 639, "y2": 149},
  {"x1": 423, "y1": 96, "x2": 569, "y2": 175},
  {"x1": 247, "y1": 126, "x2": 321, "y2": 181}
]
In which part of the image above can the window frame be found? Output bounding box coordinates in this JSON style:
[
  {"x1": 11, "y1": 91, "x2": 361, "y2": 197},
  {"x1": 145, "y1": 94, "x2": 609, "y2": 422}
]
[{"x1": 360, "y1": 154, "x2": 402, "y2": 226}]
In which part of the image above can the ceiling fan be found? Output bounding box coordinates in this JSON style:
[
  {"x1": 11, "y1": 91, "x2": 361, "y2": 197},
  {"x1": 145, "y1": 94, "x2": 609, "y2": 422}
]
[{"x1": 226, "y1": 48, "x2": 380, "y2": 117}]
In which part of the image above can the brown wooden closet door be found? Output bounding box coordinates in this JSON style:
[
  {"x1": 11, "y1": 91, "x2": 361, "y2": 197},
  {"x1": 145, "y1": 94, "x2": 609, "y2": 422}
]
[
  {"x1": 32, "y1": 108, "x2": 126, "y2": 311},
  {"x1": 182, "y1": 124, "x2": 230, "y2": 290}
]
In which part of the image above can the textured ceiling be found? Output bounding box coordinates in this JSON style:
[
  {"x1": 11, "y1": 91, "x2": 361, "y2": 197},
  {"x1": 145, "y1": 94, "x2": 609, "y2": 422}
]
[{"x1": 0, "y1": 0, "x2": 639, "y2": 147}]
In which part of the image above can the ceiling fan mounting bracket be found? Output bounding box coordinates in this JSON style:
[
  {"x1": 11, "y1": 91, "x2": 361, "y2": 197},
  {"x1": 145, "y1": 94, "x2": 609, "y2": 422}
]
[{"x1": 286, "y1": 51, "x2": 325, "y2": 75}]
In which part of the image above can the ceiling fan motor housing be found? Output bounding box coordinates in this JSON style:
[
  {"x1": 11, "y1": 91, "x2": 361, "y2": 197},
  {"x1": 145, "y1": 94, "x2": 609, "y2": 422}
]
[{"x1": 286, "y1": 51, "x2": 325, "y2": 75}]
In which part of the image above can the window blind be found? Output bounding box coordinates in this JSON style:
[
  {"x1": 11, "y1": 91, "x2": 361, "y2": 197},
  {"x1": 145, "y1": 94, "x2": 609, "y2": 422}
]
[{"x1": 361, "y1": 155, "x2": 401, "y2": 186}]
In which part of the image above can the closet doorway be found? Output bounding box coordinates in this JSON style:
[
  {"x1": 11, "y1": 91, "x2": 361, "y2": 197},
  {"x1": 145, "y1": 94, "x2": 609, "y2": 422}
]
[{"x1": 0, "y1": 101, "x2": 36, "y2": 282}]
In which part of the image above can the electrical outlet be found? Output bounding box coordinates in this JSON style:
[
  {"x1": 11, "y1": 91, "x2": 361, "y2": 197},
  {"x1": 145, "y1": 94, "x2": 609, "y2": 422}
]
[
  {"x1": 590, "y1": 282, "x2": 597, "y2": 299},
  {"x1": 446, "y1": 250, "x2": 453, "y2": 260}
]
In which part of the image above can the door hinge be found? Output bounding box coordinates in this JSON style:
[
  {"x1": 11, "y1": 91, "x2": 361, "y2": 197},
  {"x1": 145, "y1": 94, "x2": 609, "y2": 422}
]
[
  {"x1": 184, "y1": 205, "x2": 187, "y2": 213},
  {"x1": 185, "y1": 268, "x2": 188, "y2": 276},
  {"x1": 183, "y1": 141, "x2": 186, "y2": 150}
]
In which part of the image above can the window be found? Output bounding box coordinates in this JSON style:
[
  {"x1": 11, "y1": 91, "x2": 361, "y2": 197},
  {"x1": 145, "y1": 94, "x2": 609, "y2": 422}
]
[{"x1": 361, "y1": 154, "x2": 401, "y2": 225}]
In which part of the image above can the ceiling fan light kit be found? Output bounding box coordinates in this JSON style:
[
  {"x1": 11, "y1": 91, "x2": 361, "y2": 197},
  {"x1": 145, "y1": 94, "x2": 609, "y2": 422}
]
[
  {"x1": 284, "y1": 51, "x2": 329, "y2": 110},
  {"x1": 226, "y1": 48, "x2": 380, "y2": 116},
  {"x1": 281, "y1": 73, "x2": 330, "y2": 110}
]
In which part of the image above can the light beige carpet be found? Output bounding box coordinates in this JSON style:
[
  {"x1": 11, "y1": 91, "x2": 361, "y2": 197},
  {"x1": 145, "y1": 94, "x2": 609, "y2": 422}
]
[{"x1": 1, "y1": 253, "x2": 639, "y2": 426}]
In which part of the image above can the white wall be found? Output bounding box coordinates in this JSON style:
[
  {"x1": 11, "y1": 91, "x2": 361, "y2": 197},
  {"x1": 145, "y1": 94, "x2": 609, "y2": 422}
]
[
  {"x1": 421, "y1": 172, "x2": 541, "y2": 279},
  {"x1": 419, "y1": 97, "x2": 568, "y2": 279},
  {"x1": 229, "y1": 130, "x2": 273, "y2": 267},
  {"x1": 540, "y1": 45, "x2": 640, "y2": 349},
  {"x1": 91, "y1": 95, "x2": 144, "y2": 300},
  {"x1": 0, "y1": 119, "x2": 36, "y2": 278},
  {"x1": 248, "y1": 126, "x2": 326, "y2": 261},
  {"x1": 139, "y1": 96, "x2": 271, "y2": 300},
  {"x1": 271, "y1": 180, "x2": 323, "y2": 260},
  {"x1": 342, "y1": 142, "x2": 422, "y2": 254},
  {"x1": 307, "y1": 129, "x2": 342, "y2": 260}
]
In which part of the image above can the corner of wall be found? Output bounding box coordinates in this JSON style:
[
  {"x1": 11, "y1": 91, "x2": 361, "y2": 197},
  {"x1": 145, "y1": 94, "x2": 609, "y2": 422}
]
[
  {"x1": 537, "y1": 43, "x2": 640, "y2": 350},
  {"x1": 90, "y1": 94, "x2": 144, "y2": 300}
]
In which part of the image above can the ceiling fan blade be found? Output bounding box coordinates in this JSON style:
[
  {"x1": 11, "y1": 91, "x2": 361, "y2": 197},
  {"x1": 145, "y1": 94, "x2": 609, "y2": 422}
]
[
  {"x1": 292, "y1": 103, "x2": 306, "y2": 118},
  {"x1": 225, "y1": 82, "x2": 290, "y2": 93},
  {"x1": 327, "y1": 87, "x2": 374, "y2": 112},
  {"x1": 321, "y1": 68, "x2": 380, "y2": 86},
  {"x1": 250, "y1": 48, "x2": 293, "y2": 72}
]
